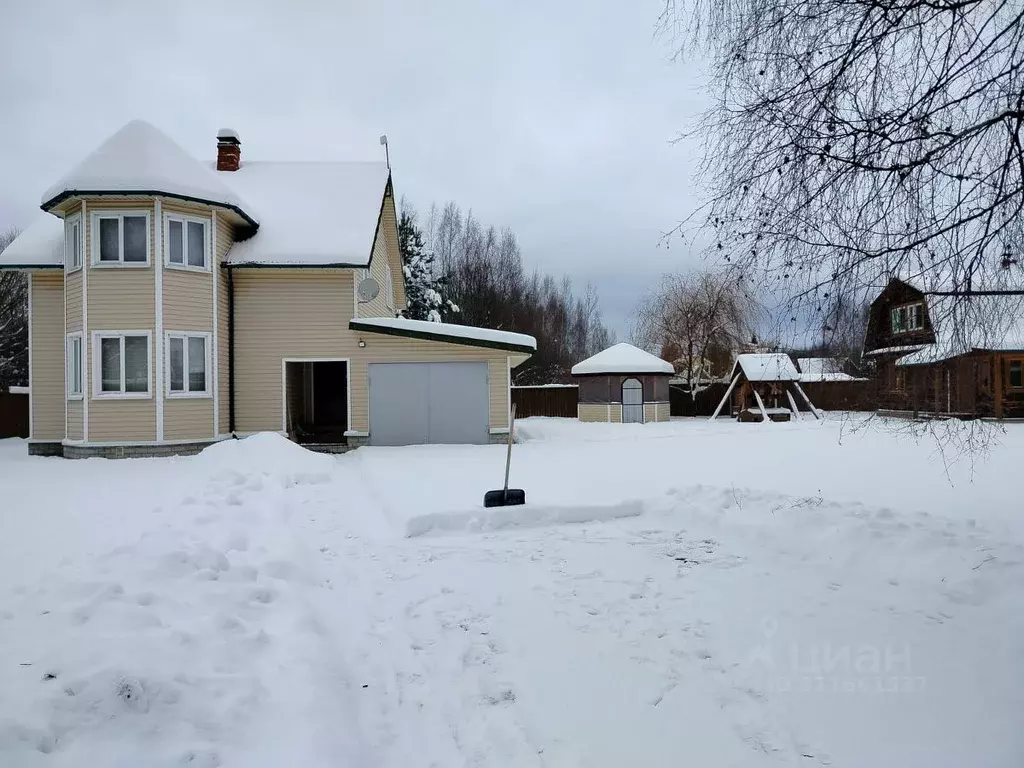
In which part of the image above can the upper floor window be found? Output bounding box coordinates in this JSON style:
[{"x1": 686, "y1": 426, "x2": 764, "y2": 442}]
[
  {"x1": 64, "y1": 214, "x2": 82, "y2": 271},
  {"x1": 166, "y1": 215, "x2": 210, "y2": 270},
  {"x1": 93, "y1": 212, "x2": 150, "y2": 266},
  {"x1": 891, "y1": 303, "x2": 924, "y2": 334}
]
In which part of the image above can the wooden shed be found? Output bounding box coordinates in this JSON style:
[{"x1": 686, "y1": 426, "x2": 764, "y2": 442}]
[
  {"x1": 571, "y1": 343, "x2": 673, "y2": 423},
  {"x1": 711, "y1": 353, "x2": 821, "y2": 422}
]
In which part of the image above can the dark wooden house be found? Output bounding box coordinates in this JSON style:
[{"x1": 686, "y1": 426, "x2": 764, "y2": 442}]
[{"x1": 863, "y1": 278, "x2": 1024, "y2": 418}]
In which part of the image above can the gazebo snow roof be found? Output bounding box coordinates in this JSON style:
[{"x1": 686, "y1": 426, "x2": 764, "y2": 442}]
[{"x1": 571, "y1": 343, "x2": 674, "y2": 375}]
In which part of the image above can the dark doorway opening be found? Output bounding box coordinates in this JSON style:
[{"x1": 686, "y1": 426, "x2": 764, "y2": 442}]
[{"x1": 285, "y1": 360, "x2": 348, "y2": 444}]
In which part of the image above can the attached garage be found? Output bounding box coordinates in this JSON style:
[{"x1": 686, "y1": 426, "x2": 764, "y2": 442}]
[
  {"x1": 349, "y1": 317, "x2": 537, "y2": 447},
  {"x1": 368, "y1": 361, "x2": 489, "y2": 445}
]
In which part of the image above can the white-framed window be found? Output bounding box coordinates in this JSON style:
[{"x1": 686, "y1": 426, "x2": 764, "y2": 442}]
[
  {"x1": 166, "y1": 332, "x2": 211, "y2": 397},
  {"x1": 165, "y1": 214, "x2": 210, "y2": 270},
  {"x1": 92, "y1": 331, "x2": 152, "y2": 398},
  {"x1": 66, "y1": 332, "x2": 83, "y2": 399},
  {"x1": 64, "y1": 214, "x2": 82, "y2": 272},
  {"x1": 92, "y1": 211, "x2": 150, "y2": 266},
  {"x1": 891, "y1": 302, "x2": 924, "y2": 334}
]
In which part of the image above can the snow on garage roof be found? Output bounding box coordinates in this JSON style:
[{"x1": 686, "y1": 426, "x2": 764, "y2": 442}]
[
  {"x1": 571, "y1": 343, "x2": 674, "y2": 375},
  {"x1": 41, "y1": 121, "x2": 257, "y2": 224},
  {"x1": 733, "y1": 353, "x2": 799, "y2": 382},
  {"x1": 0, "y1": 213, "x2": 64, "y2": 268},
  {"x1": 350, "y1": 317, "x2": 537, "y2": 353},
  {"x1": 221, "y1": 161, "x2": 390, "y2": 267}
]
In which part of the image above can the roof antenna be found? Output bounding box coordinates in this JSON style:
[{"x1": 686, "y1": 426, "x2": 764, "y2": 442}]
[{"x1": 379, "y1": 134, "x2": 390, "y2": 170}]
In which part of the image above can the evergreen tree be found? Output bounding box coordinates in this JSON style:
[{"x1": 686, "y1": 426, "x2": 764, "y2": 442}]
[{"x1": 398, "y1": 210, "x2": 458, "y2": 323}]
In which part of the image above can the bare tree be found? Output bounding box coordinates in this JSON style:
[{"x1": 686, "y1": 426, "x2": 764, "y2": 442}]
[
  {"x1": 632, "y1": 269, "x2": 761, "y2": 400},
  {"x1": 0, "y1": 227, "x2": 28, "y2": 392},
  {"x1": 661, "y1": 0, "x2": 1024, "y2": 306},
  {"x1": 422, "y1": 202, "x2": 615, "y2": 383}
]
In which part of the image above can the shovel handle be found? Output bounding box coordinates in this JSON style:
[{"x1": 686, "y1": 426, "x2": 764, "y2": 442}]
[{"x1": 503, "y1": 403, "x2": 515, "y2": 493}]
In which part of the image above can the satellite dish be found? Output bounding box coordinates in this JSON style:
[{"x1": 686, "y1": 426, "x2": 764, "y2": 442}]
[{"x1": 357, "y1": 277, "x2": 380, "y2": 302}]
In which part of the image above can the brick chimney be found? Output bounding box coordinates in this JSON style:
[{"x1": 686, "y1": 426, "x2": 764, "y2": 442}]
[{"x1": 216, "y1": 129, "x2": 241, "y2": 172}]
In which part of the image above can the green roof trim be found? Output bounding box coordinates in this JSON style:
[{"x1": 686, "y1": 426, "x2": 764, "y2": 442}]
[{"x1": 349, "y1": 319, "x2": 536, "y2": 355}]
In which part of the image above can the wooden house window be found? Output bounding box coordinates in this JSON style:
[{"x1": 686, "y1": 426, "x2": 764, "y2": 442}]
[
  {"x1": 894, "y1": 368, "x2": 906, "y2": 391},
  {"x1": 891, "y1": 303, "x2": 924, "y2": 334},
  {"x1": 1009, "y1": 359, "x2": 1024, "y2": 390}
]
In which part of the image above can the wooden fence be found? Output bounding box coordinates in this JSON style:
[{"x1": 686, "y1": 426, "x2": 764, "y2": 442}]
[
  {"x1": 799, "y1": 380, "x2": 876, "y2": 412},
  {"x1": 511, "y1": 385, "x2": 578, "y2": 418},
  {"x1": 669, "y1": 383, "x2": 730, "y2": 416},
  {"x1": 672, "y1": 380, "x2": 875, "y2": 416},
  {"x1": 0, "y1": 390, "x2": 30, "y2": 438},
  {"x1": 512, "y1": 379, "x2": 876, "y2": 420}
]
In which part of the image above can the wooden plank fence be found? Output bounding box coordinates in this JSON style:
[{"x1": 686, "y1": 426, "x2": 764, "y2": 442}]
[
  {"x1": 511, "y1": 385, "x2": 578, "y2": 418},
  {"x1": 512, "y1": 379, "x2": 876, "y2": 420}
]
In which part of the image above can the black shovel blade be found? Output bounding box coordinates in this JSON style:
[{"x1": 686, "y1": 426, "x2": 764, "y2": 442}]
[{"x1": 483, "y1": 488, "x2": 526, "y2": 508}]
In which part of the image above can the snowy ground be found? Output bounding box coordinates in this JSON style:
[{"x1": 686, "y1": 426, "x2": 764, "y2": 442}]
[{"x1": 1, "y1": 415, "x2": 1022, "y2": 767}]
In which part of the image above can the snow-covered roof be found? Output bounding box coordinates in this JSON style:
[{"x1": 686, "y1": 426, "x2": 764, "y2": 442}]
[
  {"x1": 4, "y1": 120, "x2": 393, "y2": 270},
  {"x1": 571, "y1": 343, "x2": 674, "y2": 375},
  {"x1": 732, "y1": 353, "x2": 799, "y2": 382},
  {"x1": 41, "y1": 121, "x2": 257, "y2": 224},
  {"x1": 798, "y1": 372, "x2": 865, "y2": 382},
  {"x1": 896, "y1": 293, "x2": 1024, "y2": 366},
  {"x1": 797, "y1": 357, "x2": 845, "y2": 376},
  {"x1": 350, "y1": 317, "x2": 537, "y2": 353},
  {"x1": 863, "y1": 344, "x2": 926, "y2": 357},
  {"x1": 0, "y1": 214, "x2": 64, "y2": 268},
  {"x1": 221, "y1": 161, "x2": 389, "y2": 267}
]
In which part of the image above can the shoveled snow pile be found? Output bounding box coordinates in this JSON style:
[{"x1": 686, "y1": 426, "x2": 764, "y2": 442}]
[{"x1": 1, "y1": 418, "x2": 1022, "y2": 767}]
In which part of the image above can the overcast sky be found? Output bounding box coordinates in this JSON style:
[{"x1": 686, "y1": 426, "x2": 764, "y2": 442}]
[{"x1": 0, "y1": 0, "x2": 709, "y2": 337}]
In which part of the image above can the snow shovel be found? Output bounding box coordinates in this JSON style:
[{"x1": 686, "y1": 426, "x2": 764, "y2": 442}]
[{"x1": 484, "y1": 403, "x2": 526, "y2": 507}]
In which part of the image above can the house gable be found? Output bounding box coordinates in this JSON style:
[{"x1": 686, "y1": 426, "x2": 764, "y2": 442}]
[
  {"x1": 357, "y1": 179, "x2": 405, "y2": 318},
  {"x1": 864, "y1": 278, "x2": 936, "y2": 353}
]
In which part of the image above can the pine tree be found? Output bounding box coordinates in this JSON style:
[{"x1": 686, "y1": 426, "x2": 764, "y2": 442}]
[{"x1": 398, "y1": 210, "x2": 458, "y2": 323}]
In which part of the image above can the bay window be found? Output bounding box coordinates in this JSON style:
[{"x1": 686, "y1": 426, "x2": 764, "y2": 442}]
[
  {"x1": 93, "y1": 212, "x2": 150, "y2": 265},
  {"x1": 65, "y1": 214, "x2": 82, "y2": 271},
  {"x1": 66, "y1": 333, "x2": 83, "y2": 398},
  {"x1": 166, "y1": 215, "x2": 210, "y2": 269},
  {"x1": 167, "y1": 333, "x2": 210, "y2": 396},
  {"x1": 93, "y1": 332, "x2": 151, "y2": 397}
]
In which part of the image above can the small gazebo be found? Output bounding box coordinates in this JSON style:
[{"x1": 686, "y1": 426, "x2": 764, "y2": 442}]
[
  {"x1": 572, "y1": 343, "x2": 673, "y2": 423},
  {"x1": 710, "y1": 353, "x2": 821, "y2": 422}
]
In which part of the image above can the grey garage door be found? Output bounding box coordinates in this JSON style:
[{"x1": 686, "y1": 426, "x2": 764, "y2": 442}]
[{"x1": 368, "y1": 362, "x2": 490, "y2": 446}]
